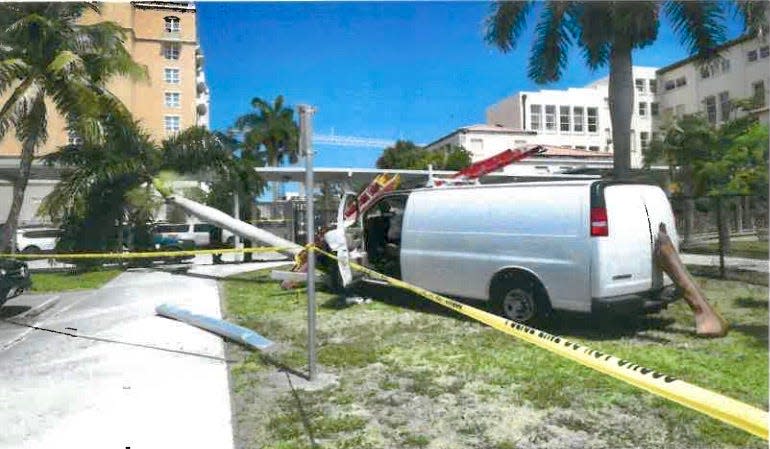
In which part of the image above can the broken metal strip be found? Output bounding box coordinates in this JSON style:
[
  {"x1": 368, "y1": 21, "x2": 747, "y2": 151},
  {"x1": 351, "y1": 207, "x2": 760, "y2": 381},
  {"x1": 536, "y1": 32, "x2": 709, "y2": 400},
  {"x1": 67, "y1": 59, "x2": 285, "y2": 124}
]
[{"x1": 156, "y1": 304, "x2": 274, "y2": 351}]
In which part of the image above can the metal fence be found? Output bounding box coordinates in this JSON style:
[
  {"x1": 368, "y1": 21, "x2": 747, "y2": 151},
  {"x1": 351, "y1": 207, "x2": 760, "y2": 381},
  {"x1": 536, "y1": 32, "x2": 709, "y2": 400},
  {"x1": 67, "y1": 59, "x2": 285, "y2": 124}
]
[{"x1": 670, "y1": 194, "x2": 768, "y2": 242}]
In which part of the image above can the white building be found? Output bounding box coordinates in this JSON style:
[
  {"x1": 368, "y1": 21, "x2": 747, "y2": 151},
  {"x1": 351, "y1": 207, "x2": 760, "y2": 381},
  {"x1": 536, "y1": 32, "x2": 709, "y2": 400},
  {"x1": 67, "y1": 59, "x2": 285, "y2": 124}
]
[
  {"x1": 486, "y1": 66, "x2": 659, "y2": 168},
  {"x1": 195, "y1": 47, "x2": 211, "y2": 128},
  {"x1": 423, "y1": 124, "x2": 612, "y2": 176},
  {"x1": 655, "y1": 34, "x2": 769, "y2": 128}
]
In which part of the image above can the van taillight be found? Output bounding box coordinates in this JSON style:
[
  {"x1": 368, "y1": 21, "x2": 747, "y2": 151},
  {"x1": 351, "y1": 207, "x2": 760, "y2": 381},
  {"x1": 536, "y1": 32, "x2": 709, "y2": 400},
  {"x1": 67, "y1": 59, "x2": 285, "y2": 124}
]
[{"x1": 590, "y1": 207, "x2": 609, "y2": 237}]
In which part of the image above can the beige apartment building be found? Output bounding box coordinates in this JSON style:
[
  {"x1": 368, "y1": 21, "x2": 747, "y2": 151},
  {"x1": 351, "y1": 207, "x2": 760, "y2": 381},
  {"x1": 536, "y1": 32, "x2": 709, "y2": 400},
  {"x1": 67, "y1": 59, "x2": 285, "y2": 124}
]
[
  {"x1": 0, "y1": 2, "x2": 209, "y2": 224},
  {"x1": 0, "y1": 1, "x2": 209, "y2": 158}
]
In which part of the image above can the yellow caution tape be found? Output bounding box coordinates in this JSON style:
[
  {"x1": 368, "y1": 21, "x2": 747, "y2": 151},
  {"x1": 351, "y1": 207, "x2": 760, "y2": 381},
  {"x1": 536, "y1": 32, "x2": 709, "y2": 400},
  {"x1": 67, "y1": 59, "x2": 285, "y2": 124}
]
[
  {"x1": 0, "y1": 246, "x2": 294, "y2": 260},
  {"x1": 311, "y1": 245, "x2": 769, "y2": 440}
]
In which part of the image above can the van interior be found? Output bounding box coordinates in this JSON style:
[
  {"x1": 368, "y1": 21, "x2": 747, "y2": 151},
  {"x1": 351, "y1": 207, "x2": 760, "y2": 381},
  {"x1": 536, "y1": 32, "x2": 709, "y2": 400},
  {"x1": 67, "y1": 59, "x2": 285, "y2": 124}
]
[{"x1": 358, "y1": 195, "x2": 407, "y2": 278}]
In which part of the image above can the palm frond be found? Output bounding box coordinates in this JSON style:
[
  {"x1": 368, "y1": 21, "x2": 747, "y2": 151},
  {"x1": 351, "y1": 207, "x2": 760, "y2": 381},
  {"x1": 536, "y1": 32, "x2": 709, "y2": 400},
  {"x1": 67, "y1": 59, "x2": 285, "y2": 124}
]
[
  {"x1": 47, "y1": 50, "x2": 85, "y2": 75},
  {"x1": 14, "y1": 90, "x2": 47, "y2": 148},
  {"x1": 527, "y1": 1, "x2": 575, "y2": 84},
  {"x1": 664, "y1": 0, "x2": 726, "y2": 60},
  {"x1": 732, "y1": 0, "x2": 769, "y2": 37},
  {"x1": 0, "y1": 75, "x2": 34, "y2": 139},
  {"x1": 485, "y1": 1, "x2": 534, "y2": 52}
]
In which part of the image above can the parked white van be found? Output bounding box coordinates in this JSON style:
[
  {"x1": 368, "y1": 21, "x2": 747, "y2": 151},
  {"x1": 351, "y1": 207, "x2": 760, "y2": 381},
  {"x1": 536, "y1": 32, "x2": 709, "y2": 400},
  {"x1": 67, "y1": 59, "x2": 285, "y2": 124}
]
[{"x1": 329, "y1": 180, "x2": 680, "y2": 324}]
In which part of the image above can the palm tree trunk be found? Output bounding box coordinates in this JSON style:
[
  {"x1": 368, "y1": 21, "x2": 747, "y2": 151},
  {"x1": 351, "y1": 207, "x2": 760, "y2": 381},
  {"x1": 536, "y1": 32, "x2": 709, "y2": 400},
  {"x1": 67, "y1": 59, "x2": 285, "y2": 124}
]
[
  {"x1": 608, "y1": 42, "x2": 634, "y2": 179},
  {"x1": 1, "y1": 140, "x2": 36, "y2": 253}
]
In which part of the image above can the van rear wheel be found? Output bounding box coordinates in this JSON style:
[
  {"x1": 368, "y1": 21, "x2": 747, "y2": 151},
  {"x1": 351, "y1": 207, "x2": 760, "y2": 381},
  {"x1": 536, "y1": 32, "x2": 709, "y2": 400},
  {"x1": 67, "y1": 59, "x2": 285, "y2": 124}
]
[{"x1": 492, "y1": 274, "x2": 550, "y2": 325}]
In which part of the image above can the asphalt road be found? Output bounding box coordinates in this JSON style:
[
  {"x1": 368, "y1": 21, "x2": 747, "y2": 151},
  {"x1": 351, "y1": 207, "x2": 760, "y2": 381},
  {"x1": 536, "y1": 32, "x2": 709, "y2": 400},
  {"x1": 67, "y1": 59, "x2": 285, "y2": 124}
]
[{"x1": 0, "y1": 269, "x2": 234, "y2": 449}]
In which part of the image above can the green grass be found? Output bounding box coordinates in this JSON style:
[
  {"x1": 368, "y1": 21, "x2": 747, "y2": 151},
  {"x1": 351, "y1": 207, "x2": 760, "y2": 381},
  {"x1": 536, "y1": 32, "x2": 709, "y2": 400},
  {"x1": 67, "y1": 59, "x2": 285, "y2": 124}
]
[
  {"x1": 30, "y1": 269, "x2": 123, "y2": 293},
  {"x1": 222, "y1": 270, "x2": 768, "y2": 449},
  {"x1": 686, "y1": 239, "x2": 769, "y2": 260}
]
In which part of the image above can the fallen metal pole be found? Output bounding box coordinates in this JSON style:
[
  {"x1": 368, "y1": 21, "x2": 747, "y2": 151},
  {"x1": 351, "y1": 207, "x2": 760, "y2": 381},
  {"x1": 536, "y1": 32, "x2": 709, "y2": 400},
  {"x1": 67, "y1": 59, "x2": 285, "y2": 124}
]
[
  {"x1": 163, "y1": 194, "x2": 302, "y2": 258},
  {"x1": 156, "y1": 304, "x2": 274, "y2": 350}
]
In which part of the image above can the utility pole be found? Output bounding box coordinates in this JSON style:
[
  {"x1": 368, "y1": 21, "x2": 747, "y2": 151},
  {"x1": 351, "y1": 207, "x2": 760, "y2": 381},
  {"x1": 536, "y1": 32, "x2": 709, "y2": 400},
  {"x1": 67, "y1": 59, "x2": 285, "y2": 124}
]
[{"x1": 299, "y1": 104, "x2": 317, "y2": 380}]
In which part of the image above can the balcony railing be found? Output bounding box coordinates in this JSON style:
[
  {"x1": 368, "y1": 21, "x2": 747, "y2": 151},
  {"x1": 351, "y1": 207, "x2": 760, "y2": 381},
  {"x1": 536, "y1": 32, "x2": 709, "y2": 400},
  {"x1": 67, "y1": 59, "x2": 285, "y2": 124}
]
[{"x1": 160, "y1": 30, "x2": 181, "y2": 40}]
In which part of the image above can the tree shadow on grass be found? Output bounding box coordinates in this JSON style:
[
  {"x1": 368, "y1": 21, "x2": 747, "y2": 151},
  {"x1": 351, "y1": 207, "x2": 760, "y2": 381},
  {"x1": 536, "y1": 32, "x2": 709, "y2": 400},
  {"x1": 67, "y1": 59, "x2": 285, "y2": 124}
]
[
  {"x1": 318, "y1": 282, "x2": 476, "y2": 323},
  {"x1": 734, "y1": 297, "x2": 768, "y2": 309},
  {"x1": 730, "y1": 323, "x2": 769, "y2": 348},
  {"x1": 318, "y1": 282, "x2": 683, "y2": 342},
  {"x1": 547, "y1": 312, "x2": 678, "y2": 341}
]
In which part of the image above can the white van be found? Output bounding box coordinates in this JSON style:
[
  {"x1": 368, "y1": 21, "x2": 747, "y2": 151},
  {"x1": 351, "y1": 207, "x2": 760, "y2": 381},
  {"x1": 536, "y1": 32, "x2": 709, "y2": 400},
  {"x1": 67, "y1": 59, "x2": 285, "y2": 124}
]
[{"x1": 329, "y1": 180, "x2": 679, "y2": 324}]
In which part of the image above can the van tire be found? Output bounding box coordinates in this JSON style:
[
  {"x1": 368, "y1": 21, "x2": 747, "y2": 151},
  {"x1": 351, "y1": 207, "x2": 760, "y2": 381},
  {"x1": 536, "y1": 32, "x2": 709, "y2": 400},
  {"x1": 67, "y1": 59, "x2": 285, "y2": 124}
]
[{"x1": 491, "y1": 271, "x2": 551, "y2": 325}]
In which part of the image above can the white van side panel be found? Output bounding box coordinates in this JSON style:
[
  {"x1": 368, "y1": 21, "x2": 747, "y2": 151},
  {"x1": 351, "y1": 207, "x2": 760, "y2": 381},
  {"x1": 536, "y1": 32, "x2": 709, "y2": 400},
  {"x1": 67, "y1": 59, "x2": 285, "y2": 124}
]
[{"x1": 400, "y1": 183, "x2": 591, "y2": 312}]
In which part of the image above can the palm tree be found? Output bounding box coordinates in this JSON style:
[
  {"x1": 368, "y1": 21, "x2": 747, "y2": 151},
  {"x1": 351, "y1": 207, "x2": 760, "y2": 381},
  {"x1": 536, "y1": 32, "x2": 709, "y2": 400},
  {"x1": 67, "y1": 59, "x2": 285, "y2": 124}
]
[
  {"x1": 644, "y1": 113, "x2": 715, "y2": 244},
  {"x1": 0, "y1": 2, "x2": 145, "y2": 252},
  {"x1": 234, "y1": 95, "x2": 299, "y2": 200},
  {"x1": 40, "y1": 110, "x2": 253, "y2": 254},
  {"x1": 485, "y1": 1, "x2": 766, "y2": 179}
]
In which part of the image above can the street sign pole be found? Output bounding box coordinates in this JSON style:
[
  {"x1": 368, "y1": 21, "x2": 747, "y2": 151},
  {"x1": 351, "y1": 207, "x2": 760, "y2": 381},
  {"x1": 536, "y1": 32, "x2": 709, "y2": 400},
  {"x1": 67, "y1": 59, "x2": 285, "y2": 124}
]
[{"x1": 299, "y1": 104, "x2": 317, "y2": 380}]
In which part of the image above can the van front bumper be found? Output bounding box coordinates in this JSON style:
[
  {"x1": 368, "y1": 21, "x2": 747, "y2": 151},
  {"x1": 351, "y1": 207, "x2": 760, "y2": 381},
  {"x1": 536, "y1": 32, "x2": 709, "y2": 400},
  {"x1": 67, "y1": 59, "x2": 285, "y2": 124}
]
[{"x1": 592, "y1": 285, "x2": 679, "y2": 315}]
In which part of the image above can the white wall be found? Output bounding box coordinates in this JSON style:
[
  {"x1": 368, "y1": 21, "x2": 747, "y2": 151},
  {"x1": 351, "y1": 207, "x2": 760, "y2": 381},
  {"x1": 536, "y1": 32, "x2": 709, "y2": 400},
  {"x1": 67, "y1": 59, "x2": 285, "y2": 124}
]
[
  {"x1": 485, "y1": 66, "x2": 659, "y2": 168},
  {"x1": 0, "y1": 180, "x2": 57, "y2": 225},
  {"x1": 656, "y1": 36, "x2": 770, "y2": 127}
]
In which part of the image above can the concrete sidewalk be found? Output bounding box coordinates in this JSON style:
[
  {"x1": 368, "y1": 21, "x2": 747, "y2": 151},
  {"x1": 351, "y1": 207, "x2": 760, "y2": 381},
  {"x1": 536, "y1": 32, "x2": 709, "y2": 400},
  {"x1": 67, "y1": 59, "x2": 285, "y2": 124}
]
[
  {"x1": 680, "y1": 253, "x2": 769, "y2": 273},
  {"x1": 0, "y1": 269, "x2": 234, "y2": 449}
]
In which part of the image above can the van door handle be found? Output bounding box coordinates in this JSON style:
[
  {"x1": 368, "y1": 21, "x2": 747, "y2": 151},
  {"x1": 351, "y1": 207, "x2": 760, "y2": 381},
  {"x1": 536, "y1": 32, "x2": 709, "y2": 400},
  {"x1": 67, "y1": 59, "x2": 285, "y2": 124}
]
[{"x1": 612, "y1": 274, "x2": 632, "y2": 280}]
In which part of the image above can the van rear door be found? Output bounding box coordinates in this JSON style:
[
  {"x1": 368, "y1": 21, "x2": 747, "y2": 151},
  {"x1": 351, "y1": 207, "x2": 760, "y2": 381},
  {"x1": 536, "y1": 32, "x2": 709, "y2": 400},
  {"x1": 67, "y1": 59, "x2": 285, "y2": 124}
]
[
  {"x1": 591, "y1": 183, "x2": 678, "y2": 299},
  {"x1": 592, "y1": 185, "x2": 653, "y2": 298},
  {"x1": 639, "y1": 186, "x2": 679, "y2": 289}
]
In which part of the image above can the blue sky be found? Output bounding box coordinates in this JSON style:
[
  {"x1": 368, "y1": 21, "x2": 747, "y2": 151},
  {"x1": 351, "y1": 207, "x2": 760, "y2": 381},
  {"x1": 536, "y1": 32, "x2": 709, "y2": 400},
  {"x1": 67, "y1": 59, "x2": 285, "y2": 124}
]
[{"x1": 197, "y1": 1, "x2": 745, "y2": 169}]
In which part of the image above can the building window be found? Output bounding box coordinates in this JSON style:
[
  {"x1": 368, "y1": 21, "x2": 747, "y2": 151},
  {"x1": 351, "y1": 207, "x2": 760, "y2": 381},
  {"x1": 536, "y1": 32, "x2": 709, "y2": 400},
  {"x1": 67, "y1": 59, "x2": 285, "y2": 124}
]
[
  {"x1": 587, "y1": 107, "x2": 598, "y2": 133},
  {"x1": 164, "y1": 115, "x2": 181, "y2": 133},
  {"x1": 165, "y1": 92, "x2": 181, "y2": 108},
  {"x1": 589, "y1": 146, "x2": 599, "y2": 152},
  {"x1": 635, "y1": 78, "x2": 645, "y2": 93},
  {"x1": 753, "y1": 81, "x2": 766, "y2": 108},
  {"x1": 164, "y1": 44, "x2": 180, "y2": 60},
  {"x1": 664, "y1": 80, "x2": 676, "y2": 91},
  {"x1": 675, "y1": 76, "x2": 687, "y2": 87},
  {"x1": 573, "y1": 107, "x2": 584, "y2": 132},
  {"x1": 651, "y1": 102, "x2": 659, "y2": 116},
  {"x1": 559, "y1": 106, "x2": 570, "y2": 132},
  {"x1": 748, "y1": 49, "x2": 758, "y2": 62},
  {"x1": 640, "y1": 132, "x2": 650, "y2": 152},
  {"x1": 469, "y1": 138, "x2": 484, "y2": 154},
  {"x1": 721, "y1": 59, "x2": 730, "y2": 73},
  {"x1": 638, "y1": 102, "x2": 647, "y2": 116},
  {"x1": 705, "y1": 96, "x2": 717, "y2": 124},
  {"x1": 164, "y1": 68, "x2": 180, "y2": 84},
  {"x1": 652, "y1": 131, "x2": 660, "y2": 142},
  {"x1": 760, "y1": 46, "x2": 769, "y2": 58},
  {"x1": 700, "y1": 66, "x2": 711, "y2": 79},
  {"x1": 575, "y1": 145, "x2": 586, "y2": 150},
  {"x1": 649, "y1": 79, "x2": 657, "y2": 94},
  {"x1": 545, "y1": 105, "x2": 556, "y2": 131},
  {"x1": 165, "y1": 16, "x2": 180, "y2": 33},
  {"x1": 718, "y1": 91, "x2": 730, "y2": 122},
  {"x1": 530, "y1": 104, "x2": 542, "y2": 130}
]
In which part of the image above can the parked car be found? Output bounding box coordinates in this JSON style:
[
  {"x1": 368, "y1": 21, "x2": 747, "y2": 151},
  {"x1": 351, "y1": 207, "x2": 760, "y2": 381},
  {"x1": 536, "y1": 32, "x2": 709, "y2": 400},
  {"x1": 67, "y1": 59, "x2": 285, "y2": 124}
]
[
  {"x1": 16, "y1": 227, "x2": 62, "y2": 254},
  {"x1": 0, "y1": 259, "x2": 32, "y2": 306},
  {"x1": 326, "y1": 180, "x2": 680, "y2": 324},
  {"x1": 153, "y1": 222, "x2": 216, "y2": 248}
]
